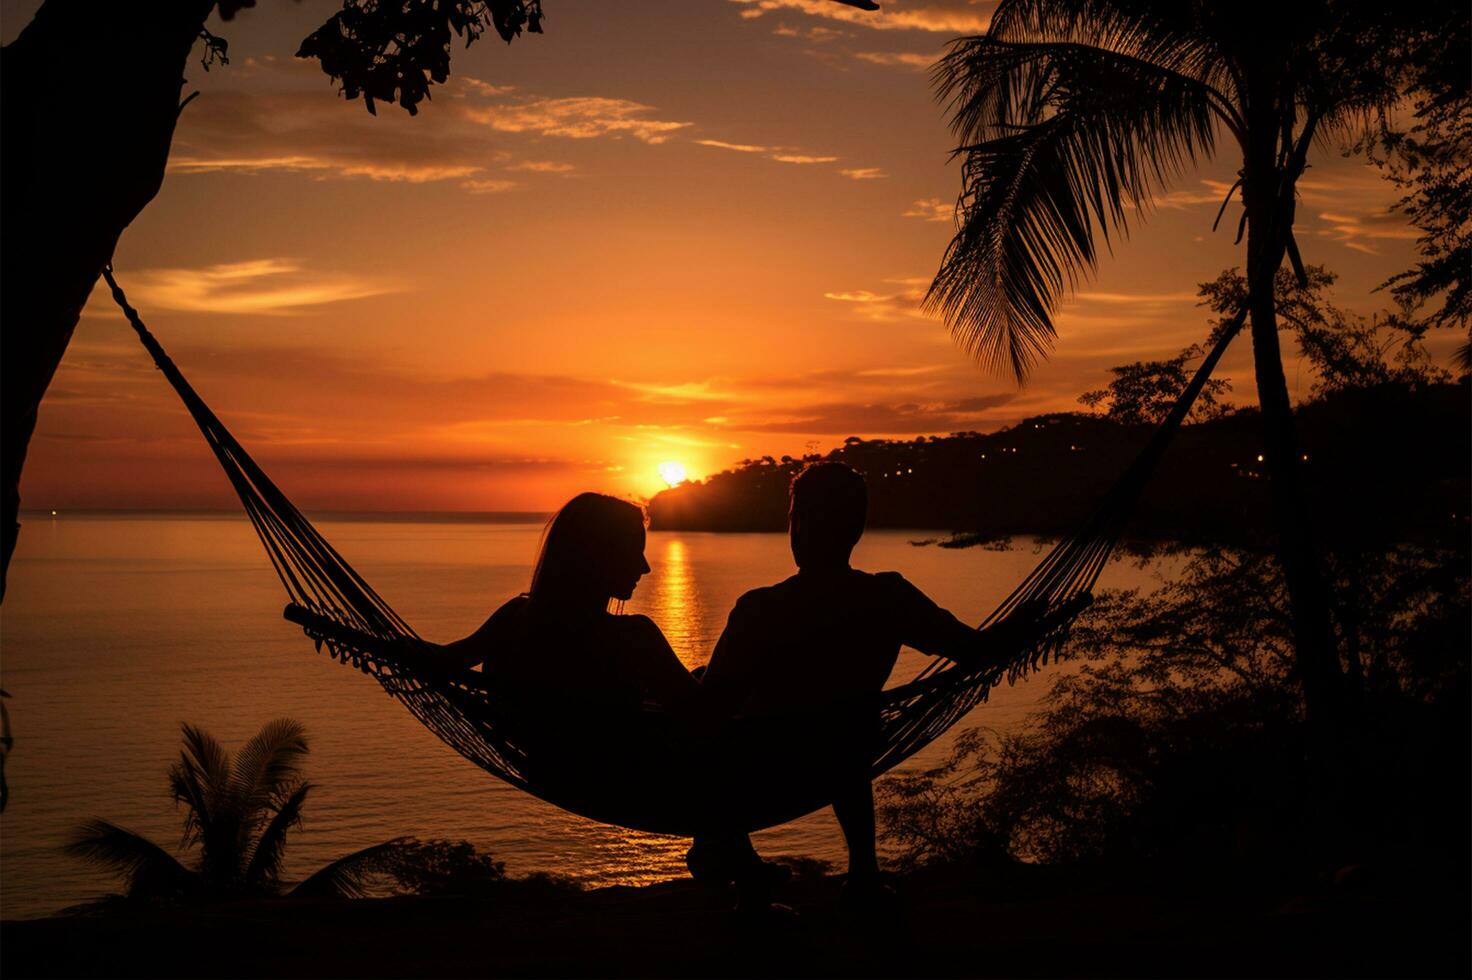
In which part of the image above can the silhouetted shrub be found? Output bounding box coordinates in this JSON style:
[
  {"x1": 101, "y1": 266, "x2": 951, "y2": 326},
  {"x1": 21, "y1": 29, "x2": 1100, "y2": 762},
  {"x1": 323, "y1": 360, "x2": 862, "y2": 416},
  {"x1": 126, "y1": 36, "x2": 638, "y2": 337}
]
[
  {"x1": 878, "y1": 541, "x2": 1470, "y2": 873},
  {"x1": 386, "y1": 839, "x2": 507, "y2": 897}
]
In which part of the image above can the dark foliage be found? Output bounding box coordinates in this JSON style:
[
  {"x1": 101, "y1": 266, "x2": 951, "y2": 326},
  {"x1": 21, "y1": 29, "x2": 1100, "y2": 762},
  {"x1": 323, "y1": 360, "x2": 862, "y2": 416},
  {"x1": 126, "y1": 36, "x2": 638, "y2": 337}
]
[
  {"x1": 65, "y1": 720, "x2": 423, "y2": 905},
  {"x1": 924, "y1": 0, "x2": 1429, "y2": 380},
  {"x1": 1358, "y1": 4, "x2": 1472, "y2": 339},
  {"x1": 1078, "y1": 345, "x2": 1233, "y2": 424},
  {"x1": 383, "y1": 839, "x2": 507, "y2": 896},
  {"x1": 298, "y1": 1, "x2": 543, "y2": 115},
  {"x1": 877, "y1": 539, "x2": 1470, "y2": 872}
]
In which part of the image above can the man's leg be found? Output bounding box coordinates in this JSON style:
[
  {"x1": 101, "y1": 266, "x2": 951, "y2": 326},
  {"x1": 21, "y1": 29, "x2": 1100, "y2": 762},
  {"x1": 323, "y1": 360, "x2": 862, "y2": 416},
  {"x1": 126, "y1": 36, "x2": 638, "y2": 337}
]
[{"x1": 831, "y1": 777, "x2": 880, "y2": 881}]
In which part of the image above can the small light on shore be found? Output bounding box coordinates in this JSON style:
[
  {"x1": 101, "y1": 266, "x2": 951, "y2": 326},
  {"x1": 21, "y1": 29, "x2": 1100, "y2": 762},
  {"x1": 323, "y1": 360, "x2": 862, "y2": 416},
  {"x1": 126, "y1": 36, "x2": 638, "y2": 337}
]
[{"x1": 51, "y1": 510, "x2": 58, "y2": 516}]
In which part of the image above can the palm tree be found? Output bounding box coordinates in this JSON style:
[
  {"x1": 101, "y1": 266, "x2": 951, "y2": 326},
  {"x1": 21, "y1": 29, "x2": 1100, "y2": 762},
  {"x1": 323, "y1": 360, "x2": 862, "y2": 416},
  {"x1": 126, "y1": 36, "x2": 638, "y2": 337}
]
[
  {"x1": 66, "y1": 719, "x2": 408, "y2": 902},
  {"x1": 924, "y1": 0, "x2": 1450, "y2": 758}
]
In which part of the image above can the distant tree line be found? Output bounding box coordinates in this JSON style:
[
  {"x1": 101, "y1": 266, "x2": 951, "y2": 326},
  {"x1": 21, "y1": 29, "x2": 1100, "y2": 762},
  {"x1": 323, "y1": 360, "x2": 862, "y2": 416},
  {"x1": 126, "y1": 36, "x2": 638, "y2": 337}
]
[{"x1": 650, "y1": 270, "x2": 1467, "y2": 553}]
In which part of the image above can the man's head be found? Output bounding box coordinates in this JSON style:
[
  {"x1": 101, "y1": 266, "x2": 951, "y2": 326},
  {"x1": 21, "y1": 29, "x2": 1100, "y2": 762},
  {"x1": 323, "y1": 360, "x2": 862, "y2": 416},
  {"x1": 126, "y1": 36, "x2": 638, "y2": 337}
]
[{"x1": 788, "y1": 462, "x2": 868, "y2": 569}]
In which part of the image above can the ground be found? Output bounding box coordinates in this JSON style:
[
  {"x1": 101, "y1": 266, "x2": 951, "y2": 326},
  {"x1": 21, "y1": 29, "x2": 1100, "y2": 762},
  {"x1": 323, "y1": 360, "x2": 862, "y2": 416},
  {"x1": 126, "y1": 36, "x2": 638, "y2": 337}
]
[{"x1": 3, "y1": 863, "x2": 1467, "y2": 978}]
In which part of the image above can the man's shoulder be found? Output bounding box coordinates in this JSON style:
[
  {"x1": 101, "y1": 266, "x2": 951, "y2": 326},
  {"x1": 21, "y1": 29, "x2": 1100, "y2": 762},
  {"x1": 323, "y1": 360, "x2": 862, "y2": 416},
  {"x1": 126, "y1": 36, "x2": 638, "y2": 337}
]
[
  {"x1": 854, "y1": 568, "x2": 919, "y2": 593},
  {"x1": 732, "y1": 575, "x2": 800, "y2": 611}
]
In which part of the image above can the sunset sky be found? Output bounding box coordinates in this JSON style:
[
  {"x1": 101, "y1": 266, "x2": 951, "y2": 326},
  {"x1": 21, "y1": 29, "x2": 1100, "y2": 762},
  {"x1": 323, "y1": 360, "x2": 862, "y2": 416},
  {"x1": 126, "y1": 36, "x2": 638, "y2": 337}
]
[{"x1": 5, "y1": 0, "x2": 1443, "y2": 511}]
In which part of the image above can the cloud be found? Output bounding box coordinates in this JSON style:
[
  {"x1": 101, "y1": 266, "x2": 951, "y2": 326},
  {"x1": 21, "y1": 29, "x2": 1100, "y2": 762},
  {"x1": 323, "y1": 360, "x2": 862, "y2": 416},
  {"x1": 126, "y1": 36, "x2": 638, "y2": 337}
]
[
  {"x1": 123, "y1": 259, "x2": 399, "y2": 315},
  {"x1": 171, "y1": 57, "x2": 874, "y2": 196},
  {"x1": 903, "y1": 197, "x2": 952, "y2": 222},
  {"x1": 695, "y1": 138, "x2": 769, "y2": 153},
  {"x1": 1152, "y1": 179, "x2": 1236, "y2": 210},
  {"x1": 460, "y1": 178, "x2": 519, "y2": 194},
  {"x1": 729, "y1": 0, "x2": 992, "y2": 33},
  {"x1": 771, "y1": 153, "x2": 840, "y2": 164},
  {"x1": 720, "y1": 392, "x2": 1015, "y2": 434},
  {"x1": 169, "y1": 62, "x2": 684, "y2": 193},
  {"x1": 824, "y1": 276, "x2": 934, "y2": 321},
  {"x1": 168, "y1": 155, "x2": 485, "y2": 183},
  {"x1": 1312, "y1": 209, "x2": 1418, "y2": 256},
  {"x1": 696, "y1": 138, "x2": 842, "y2": 167},
  {"x1": 506, "y1": 160, "x2": 577, "y2": 174},
  {"x1": 462, "y1": 95, "x2": 692, "y2": 144},
  {"x1": 840, "y1": 167, "x2": 887, "y2": 180},
  {"x1": 772, "y1": 23, "x2": 853, "y2": 41},
  {"x1": 1074, "y1": 291, "x2": 1199, "y2": 305},
  {"x1": 853, "y1": 50, "x2": 938, "y2": 69}
]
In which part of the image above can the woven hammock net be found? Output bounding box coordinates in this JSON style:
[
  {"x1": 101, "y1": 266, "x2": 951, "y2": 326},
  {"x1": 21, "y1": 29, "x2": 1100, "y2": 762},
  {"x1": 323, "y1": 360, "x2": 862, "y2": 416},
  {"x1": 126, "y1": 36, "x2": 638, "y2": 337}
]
[{"x1": 102, "y1": 267, "x2": 1243, "y2": 836}]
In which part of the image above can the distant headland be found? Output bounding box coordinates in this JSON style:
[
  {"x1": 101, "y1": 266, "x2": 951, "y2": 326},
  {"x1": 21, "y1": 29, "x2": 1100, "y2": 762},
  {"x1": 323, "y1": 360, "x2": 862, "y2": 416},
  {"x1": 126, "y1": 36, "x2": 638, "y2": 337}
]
[{"x1": 648, "y1": 381, "x2": 1469, "y2": 549}]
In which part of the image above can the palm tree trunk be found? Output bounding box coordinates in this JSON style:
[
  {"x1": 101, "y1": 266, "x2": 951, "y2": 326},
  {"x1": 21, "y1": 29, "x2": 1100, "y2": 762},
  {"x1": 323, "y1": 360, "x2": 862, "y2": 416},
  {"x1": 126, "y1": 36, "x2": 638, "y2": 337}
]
[
  {"x1": 0, "y1": 1, "x2": 215, "y2": 600},
  {"x1": 1242, "y1": 161, "x2": 1346, "y2": 775}
]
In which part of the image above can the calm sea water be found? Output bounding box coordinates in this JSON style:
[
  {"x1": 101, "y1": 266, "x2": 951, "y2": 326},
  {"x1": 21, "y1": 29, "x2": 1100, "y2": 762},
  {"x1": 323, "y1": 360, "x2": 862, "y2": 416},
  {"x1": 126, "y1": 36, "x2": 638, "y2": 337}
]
[{"x1": 0, "y1": 513, "x2": 1160, "y2": 919}]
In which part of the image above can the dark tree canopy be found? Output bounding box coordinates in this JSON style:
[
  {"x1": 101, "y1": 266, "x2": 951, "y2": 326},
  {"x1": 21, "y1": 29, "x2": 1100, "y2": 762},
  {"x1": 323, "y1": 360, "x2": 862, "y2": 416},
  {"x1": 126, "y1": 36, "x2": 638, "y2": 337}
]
[
  {"x1": 1360, "y1": 5, "x2": 1472, "y2": 335},
  {"x1": 298, "y1": 0, "x2": 544, "y2": 115},
  {"x1": 1078, "y1": 346, "x2": 1233, "y2": 425}
]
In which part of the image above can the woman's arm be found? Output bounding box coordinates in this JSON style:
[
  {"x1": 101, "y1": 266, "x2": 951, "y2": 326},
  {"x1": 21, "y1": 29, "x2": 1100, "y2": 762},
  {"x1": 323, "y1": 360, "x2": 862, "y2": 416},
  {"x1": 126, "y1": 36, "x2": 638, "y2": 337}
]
[
  {"x1": 623, "y1": 615, "x2": 702, "y2": 708},
  {"x1": 418, "y1": 596, "x2": 527, "y2": 670}
]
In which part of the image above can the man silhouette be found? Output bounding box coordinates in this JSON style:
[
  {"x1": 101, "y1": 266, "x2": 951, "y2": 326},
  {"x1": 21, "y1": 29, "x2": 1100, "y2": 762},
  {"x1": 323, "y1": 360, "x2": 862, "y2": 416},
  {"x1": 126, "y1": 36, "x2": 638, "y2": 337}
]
[{"x1": 694, "y1": 461, "x2": 1019, "y2": 913}]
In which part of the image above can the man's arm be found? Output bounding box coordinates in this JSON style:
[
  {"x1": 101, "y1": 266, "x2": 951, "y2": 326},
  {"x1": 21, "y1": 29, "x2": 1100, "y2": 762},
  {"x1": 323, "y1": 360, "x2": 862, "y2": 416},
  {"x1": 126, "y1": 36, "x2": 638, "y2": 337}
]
[
  {"x1": 699, "y1": 594, "x2": 763, "y2": 716},
  {"x1": 883, "y1": 573, "x2": 1048, "y2": 670}
]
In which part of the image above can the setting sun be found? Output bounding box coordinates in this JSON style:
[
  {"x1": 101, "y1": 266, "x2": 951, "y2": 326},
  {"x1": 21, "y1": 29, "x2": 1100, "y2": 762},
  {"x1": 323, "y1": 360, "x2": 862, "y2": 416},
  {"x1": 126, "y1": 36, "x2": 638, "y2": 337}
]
[{"x1": 657, "y1": 461, "x2": 688, "y2": 487}]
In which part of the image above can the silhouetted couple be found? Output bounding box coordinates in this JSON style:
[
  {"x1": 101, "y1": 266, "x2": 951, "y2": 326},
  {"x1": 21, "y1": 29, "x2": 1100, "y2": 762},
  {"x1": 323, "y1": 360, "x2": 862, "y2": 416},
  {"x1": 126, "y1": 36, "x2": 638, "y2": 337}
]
[{"x1": 436, "y1": 462, "x2": 1009, "y2": 918}]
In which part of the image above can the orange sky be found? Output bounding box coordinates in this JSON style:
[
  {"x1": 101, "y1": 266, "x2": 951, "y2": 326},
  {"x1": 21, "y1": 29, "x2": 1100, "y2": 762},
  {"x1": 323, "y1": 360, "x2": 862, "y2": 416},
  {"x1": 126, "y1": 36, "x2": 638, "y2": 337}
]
[{"x1": 4, "y1": 0, "x2": 1448, "y2": 511}]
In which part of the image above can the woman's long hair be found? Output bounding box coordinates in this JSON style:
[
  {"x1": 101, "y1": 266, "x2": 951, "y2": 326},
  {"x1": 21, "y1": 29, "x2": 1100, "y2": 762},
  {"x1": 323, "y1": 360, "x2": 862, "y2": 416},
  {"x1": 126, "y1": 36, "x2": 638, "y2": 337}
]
[{"x1": 528, "y1": 493, "x2": 646, "y2": 615}]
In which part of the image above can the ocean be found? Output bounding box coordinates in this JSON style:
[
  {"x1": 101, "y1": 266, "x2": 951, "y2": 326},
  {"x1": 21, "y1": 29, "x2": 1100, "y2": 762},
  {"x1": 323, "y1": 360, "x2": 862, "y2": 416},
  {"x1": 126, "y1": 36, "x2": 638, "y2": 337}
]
[{"x1": 0, "y1": 512, "x2": 1161, "y2": 918}]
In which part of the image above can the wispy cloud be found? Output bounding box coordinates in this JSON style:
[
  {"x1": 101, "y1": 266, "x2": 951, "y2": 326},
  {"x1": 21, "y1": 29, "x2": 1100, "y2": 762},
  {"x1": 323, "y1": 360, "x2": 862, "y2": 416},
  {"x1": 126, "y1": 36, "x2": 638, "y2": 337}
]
[
  {"x1": 124, "y1": 259, "x2": 399, "y2": 316},
  {"x1": 903, "y1": 197, "x2": 952, "y2": 222},
  {"x1": 694, "y1": 138, "x2": 769, "y2": 153},
  {"x1": 772, "y1": 23, "x2": 852, "y2": 41},
  {"x1": 170, "y1": 62, "x2": 682, "y2": 193},
  {"x1": 771, "y1": 153, "x2": 840, "y2": 164},
  {"x1": 696, "y1": 138, "x2": 841, "y2": 167},
  {"x1": 171, "y1": 58, "x2": 881, "y2": 197},
  {"x1": 853, "y1": 50, "x2": 938, "y2": 69},
  {"x1": 1074, "y1": 291, "x2": 1199, "y2": 305},
  {"x1": 168, "y1": 156, "x2": 485, "y2": 184},
  {"x1": 462, "y1": 95, "x2": 691, "y2": 144},
  {"x1": 840, "y1": 167, "x2": 888, "y2": 180},
  {"x1": 824, "y1": 275, "x2": 933, "y2": 321},
  {"x1": 1153, "y1": 178, "x2": 1236, "y2": 210},
  {"x1": 717, "y1": 393, "x2": 1014, "y2": 434},
  {"x1": 506, "y1": 160, "x2": 577, "y2": 174},
  {"x1": 460, "y1": 178, "x2": 519, "y2": 194},
  {"x1": 1312, "y1": 209, "x2": 1418, "y2": 255},
  {"x1": 729, "y1": 0, "x2": 991, "y2": 33}
]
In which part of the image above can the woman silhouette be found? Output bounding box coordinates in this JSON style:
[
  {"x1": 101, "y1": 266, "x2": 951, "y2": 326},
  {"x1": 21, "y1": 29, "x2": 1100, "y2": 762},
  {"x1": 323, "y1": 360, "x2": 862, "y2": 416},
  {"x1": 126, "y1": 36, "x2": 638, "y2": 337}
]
[{"x1": 435, "y1": 493, "x2": 698, "y2": 713}]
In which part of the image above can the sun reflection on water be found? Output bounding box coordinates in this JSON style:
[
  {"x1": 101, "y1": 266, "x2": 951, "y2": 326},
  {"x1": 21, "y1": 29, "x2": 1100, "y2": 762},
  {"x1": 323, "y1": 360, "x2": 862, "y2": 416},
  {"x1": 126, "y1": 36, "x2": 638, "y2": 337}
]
[{"x1": 647, "y1": 536, "x2": 705, "y2": 669}]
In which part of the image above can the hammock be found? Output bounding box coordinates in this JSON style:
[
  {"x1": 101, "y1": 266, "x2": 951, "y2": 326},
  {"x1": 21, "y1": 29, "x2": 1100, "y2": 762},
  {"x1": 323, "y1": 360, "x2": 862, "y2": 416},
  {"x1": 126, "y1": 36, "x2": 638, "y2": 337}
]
[{"x1": 102, "y1": 266, "x2": 1243, "y2": 836}]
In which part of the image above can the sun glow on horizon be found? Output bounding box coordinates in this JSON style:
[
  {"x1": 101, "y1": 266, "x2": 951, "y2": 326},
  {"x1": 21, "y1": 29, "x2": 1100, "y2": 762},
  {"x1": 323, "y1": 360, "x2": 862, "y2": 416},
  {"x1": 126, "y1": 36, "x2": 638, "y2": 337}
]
[{"x1": 657, "y1": 461, "x2": 688, "y2": 487}]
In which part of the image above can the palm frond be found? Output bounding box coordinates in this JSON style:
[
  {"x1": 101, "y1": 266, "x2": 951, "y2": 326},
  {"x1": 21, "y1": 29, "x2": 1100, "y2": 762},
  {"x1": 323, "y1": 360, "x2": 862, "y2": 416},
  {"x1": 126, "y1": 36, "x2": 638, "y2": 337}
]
[
  {"x1": 242, "y1": 780, "x2": 313, "y2": 892},
  {"x1": 231, "y1": 718, "x2": 309, "y2": 824},
  {"x1": 289, "y1": 837, "x2": 417, "y2": 900},
  {"x1": 169, "y1": 723, "x2": 230, "y2": 849},
  {"x1": 65, "y1": 818, "x2": 197, "y2": 899},
  {"x1": 986, "y1": 0, "x2": 1228, "y2": 98},
  {"x1": 927, "y1": 40, "x2": 1218, "y2": 379}
]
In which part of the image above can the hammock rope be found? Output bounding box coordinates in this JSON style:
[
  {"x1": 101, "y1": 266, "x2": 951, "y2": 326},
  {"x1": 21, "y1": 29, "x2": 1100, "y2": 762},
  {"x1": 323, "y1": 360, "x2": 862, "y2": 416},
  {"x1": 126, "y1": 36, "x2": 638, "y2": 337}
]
[{"x1": 102, "y1": 264, "x2": 1244, "y2": 834}]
